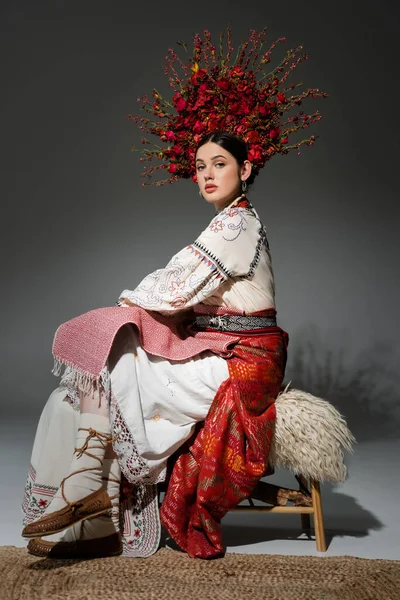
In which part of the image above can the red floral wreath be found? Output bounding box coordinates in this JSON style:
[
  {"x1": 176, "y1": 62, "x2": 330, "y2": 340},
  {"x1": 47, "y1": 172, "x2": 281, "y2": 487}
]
[{"x1": 127, "y1": 27, "x2": 328, "y2": 186}]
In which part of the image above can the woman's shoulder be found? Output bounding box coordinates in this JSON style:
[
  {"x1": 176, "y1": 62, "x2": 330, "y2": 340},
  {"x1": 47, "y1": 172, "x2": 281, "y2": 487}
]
[{"x1": 201, "y1": 207, "x2": 258, "y2": 246}]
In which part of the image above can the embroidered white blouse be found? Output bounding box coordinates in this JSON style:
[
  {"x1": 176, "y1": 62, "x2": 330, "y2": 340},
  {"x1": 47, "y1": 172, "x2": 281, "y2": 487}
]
[{"x1": 119, "y1": 196, "x2": 276, "y2": 313}]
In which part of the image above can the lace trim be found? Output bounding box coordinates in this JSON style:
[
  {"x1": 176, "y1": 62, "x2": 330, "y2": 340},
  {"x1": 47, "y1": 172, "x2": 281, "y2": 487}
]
[{"x1": 110, "y1": 395, "x2": 166, "y2": 486}]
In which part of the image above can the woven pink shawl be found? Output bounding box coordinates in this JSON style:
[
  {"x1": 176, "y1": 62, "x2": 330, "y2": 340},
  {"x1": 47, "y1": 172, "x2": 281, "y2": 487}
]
[{"x1": 52, "y1": 305, "x2": 240, "y2": 389}]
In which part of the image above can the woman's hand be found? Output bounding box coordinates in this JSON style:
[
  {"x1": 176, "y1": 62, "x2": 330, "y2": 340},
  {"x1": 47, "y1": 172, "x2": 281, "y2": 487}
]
[{"x1": 119, "y1": 298, "x2": 137, "y2": 308}]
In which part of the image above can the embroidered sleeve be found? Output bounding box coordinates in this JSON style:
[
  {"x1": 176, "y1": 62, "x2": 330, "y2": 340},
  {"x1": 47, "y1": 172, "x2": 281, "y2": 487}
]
[
  {"x1": 193, "y1": 206, "x2": 266, "y2": 279},
  {"x1": 118, "y1": 244, "x2": 227, "y2": 312},
  {"x1": 118, "y1": 207, "x2": 265, "y2": 312}
]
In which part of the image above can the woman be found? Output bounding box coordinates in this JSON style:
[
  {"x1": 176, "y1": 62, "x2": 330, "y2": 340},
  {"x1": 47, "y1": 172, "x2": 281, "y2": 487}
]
[{"x1": 21, "y1": 131, "x2": 290, "y2": 559}]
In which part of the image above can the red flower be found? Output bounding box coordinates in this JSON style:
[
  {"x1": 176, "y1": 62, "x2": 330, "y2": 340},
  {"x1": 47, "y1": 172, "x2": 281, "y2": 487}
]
[
  {"x1": 191, "y1": 68, "x2": 207, "y2": 86},
  {"x1": 166, "y1": 130, "x2": 176, "y2": 142},
  {"x1": 259, "y1": 104, "x2": 271, "y2": 117},
  {"x1": 234, "y1": 124, "x2": 246, "y2": 135},
  {"x1": 193, "y1": 120, "x2": 205, "y2": 134},
  {"x1": 134, "y1": 529, "x2": 141, "y2": 538},
  {"x1": 193, "y1": 85, "x2": 211, "y2": 110},
  {"x1": 268, "y1": 127, "x2": 280, "y2": 140},
  {"x1": 245, "y1": 130, "x2": 261, "y2": 143},
  {"x1": 208, "y1": 119, "x2": 221, "y2": 132},
  {"x1": 258, "y1": 87, "x2": 271, "y2": 102},
  {"x1": 176, "y1": 97, "x2": 187, "y2": 112},
  {"x1": 171, "y1": 144, "x2": 183, "y2": 155},
  {"x1": 237, "y1": 81, "x2": 250, "y2": 94},
  {"x1": 130, "y1": 27, "x2": 327, "y2": 186},
  {"x1": 229, "y1": 66, "x2": 245, "y2": 78},
  {"x1": 215, "y1": 78, "x2": 230, "y2": 91},
  {"x1": 248, "y1": 145, "x2": 263, "y2": 163},
  {"x1": 238, "y1": 99, "x2": 252, "y2": 115},
  {"x1": 173, "y1": 93, "x2": 187, "y2": 112},
  {"x1": 229, "y1": 101, "x2": 239, "y2": 115},
  {"x1": 38, "y1": 499, "x2": 48, "y2": 508},
  {"x1": 186, "y1": 147, "x2": 195, "y2": 161}
]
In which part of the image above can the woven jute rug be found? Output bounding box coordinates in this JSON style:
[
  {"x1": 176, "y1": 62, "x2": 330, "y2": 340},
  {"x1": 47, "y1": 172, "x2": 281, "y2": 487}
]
[{"x1": 1, "y1": 546, "x2": 399, "y2": 600}]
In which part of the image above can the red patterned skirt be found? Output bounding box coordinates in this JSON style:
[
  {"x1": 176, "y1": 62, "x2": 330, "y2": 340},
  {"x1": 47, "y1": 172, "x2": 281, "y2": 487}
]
[{"x1": 160, "y1": 326, "x2": 288, "y2": 558}]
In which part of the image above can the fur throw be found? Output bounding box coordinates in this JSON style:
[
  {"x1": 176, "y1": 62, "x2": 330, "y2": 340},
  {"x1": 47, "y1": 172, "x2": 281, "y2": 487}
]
[{"x1": 270, "y1": 386, "x2": 356, "y2": 483}]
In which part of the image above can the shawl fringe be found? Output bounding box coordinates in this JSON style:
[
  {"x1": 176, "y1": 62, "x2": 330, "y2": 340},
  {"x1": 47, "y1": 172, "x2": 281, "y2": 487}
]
[{"x1": 52, "y1": 358, "x2": 111, "y2": 403}]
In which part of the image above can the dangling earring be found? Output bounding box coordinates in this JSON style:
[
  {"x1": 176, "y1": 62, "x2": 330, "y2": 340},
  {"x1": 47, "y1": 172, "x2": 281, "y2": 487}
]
[
  {"x1": 241, "y1": 180, "x2": 247, "y2": 193},
  {"x1": 199, "y1": 190, "x2": 203, "y2": 198}
]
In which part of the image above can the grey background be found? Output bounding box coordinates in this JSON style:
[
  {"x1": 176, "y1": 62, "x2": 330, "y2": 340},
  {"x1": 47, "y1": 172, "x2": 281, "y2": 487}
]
[{"x1": 1, "y1": 0, "x2": 399, "y2": 448}]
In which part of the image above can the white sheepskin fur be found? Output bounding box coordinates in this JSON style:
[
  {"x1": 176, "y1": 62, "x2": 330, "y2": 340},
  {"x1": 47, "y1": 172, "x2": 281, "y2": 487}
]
[{"x1": 269, "y1": 385, "x2": 356, "y2": 483}]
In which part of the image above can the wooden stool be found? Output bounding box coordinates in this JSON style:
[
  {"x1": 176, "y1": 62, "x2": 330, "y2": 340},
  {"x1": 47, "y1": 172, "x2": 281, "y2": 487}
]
[
  {"x1": 231, "y1": 474, "x2": 327, "y2": 552},
  {"x1": 159, "y1": 387, "x2": 354, "y2": 553},
  {"x1": 231, "y1": 386, "x2": 355, "y2": 552}
]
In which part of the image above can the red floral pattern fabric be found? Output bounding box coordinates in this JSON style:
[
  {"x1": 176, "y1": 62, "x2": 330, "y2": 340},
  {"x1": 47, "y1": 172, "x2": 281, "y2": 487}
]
[{"x1": 160, "y1": 326, "x2": 288, "y2": 558}]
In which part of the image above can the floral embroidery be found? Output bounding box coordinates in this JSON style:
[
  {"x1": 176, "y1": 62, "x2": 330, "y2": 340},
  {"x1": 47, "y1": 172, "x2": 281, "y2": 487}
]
[
  {"x1": 121, "y1": 484, "x2": 161, "y2": 557},
  {"x1": 219, "y1": 208, "x2": 248, "y2": 241},
  {"x1": 169, "y1": 280, "x2": 185, "y2": 296},
  {"x1": 119, "y1": 248, "x2": 224, "y2": 311},
  {"x1": 194, "y1": 205, "x2": 270, "y2": 280},
  {"x1": 118, "y1": 202, "x2": 271, "y2": 310},
  {"x1": 170, "y1": 295, "x2": 189, "y2": 308},
  {"x1": 209, "y1": 220, "x2": 224, "y2": 233},
  {"x1": 22, "y1": 464, "x2": 57, "y2": 525},
  {"x1": 225, "y1": 208, "x2": 239, "y2": 217}
]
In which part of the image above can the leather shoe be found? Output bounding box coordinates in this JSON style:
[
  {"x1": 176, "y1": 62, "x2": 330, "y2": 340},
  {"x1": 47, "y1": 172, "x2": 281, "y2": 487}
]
[
  {"x1": 22, "y1": 487, "x2": 112, "y2": 539},
  {"x1": 27, "y1": 531, "x2": 122, "y2": 558}
]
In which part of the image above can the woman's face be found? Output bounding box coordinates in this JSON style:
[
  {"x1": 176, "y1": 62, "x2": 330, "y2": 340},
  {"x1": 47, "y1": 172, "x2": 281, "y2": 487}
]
[{"x1": 195, "y1": 142, "x2": 250, "y2": 210}]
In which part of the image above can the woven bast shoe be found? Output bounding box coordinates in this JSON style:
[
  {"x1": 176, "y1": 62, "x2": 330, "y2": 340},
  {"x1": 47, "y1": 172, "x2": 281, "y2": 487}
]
[
  {"x1": 27, "y1": 531, "x2": 123, "y2": 558},
  {"x1": 22, "y1": 487, "x2": 112, "y2": 539}
]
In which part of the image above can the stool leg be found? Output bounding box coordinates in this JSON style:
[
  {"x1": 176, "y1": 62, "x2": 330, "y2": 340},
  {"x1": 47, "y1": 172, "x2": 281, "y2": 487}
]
[
  {"x1": 310, "y1": 478, "x2": 326, "y2": 552},
  {"x1": 298, "y1": 475, "x2": 311, "y2": 530}
]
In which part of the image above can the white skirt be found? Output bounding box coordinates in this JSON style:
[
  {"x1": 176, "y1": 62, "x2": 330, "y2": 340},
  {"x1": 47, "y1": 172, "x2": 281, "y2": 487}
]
[
  {"x1": 21, "y1": 387, "x2": 163, "y2": 557},
  {"x1": 108, "y1": 324, "x2": 229, "y2": 484},
  {"x1": 23, "y1": 324, "x2": 229, "y2": 556}
]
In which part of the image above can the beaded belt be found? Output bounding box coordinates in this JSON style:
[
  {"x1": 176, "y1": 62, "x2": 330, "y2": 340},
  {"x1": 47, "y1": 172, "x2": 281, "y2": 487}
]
[{"x1": 195, "y1": 314, "x2": 277, "y2": 332}]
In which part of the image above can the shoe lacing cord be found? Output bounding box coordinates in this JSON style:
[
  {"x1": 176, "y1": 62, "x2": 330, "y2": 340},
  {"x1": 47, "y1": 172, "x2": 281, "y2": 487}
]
[{"x1": 59, "y1": 427, "x2": 119, "y2": 511}]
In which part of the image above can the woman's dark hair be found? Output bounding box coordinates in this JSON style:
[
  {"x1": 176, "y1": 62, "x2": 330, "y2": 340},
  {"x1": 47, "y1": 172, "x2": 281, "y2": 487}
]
[{"x1": 196, "y1": 130, "x2": 257, "y2": 188}]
